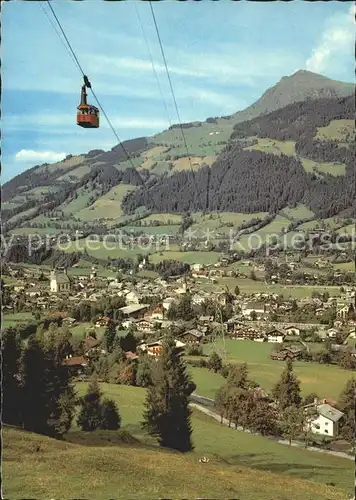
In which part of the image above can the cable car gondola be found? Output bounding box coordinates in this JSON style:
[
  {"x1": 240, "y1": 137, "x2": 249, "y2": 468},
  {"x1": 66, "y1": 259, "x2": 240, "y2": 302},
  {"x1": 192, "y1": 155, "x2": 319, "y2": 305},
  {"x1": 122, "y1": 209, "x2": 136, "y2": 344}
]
[{"x1": 77, "y1": 75, "x2": 99, "y2": 128}]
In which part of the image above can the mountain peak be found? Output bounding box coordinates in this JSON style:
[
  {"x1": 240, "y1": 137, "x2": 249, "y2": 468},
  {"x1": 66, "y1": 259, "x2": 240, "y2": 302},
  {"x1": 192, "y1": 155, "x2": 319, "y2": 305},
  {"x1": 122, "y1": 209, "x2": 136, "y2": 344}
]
[{"x1": 231, "y1": 70, "x2": 355, "y2": 123}]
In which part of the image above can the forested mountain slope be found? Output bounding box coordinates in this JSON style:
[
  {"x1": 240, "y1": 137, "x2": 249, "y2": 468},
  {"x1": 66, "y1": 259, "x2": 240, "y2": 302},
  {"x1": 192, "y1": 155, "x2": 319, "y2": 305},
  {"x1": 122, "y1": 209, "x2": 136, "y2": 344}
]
[
  {"x1": 2, "y1": 70, "x2": 355, "y2": 230},
  {"x1": 122, "y1": 95, "x2": 355, "y2": 219}
]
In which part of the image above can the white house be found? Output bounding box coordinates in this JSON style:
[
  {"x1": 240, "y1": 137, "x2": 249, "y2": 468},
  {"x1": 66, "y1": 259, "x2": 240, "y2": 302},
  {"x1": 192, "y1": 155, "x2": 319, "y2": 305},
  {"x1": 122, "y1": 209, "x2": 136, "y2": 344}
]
[
  {"x1": 284, "y1": 326, "x2": 300, "y2": 337},
  {"x1": 307, "y1": 404, "x2": 344, "y2": 438},
  {"x1": 326, "y1": 328, "x2": 338, "y2": 338},
  {"x1": 242, "y1": 302, "x2": 266, "y2": 318},
  {"x1": 266, "y1": 328, "x2": 285, "y2": 343},
  {"x1": 162, "y1": 297, "x2": 176, "y2": 311},
  {"x1": 125, "y1": 291, "x2": 140, "y2": 304},
  {"x1": 191, "y1": 263, "x2": 203, "y2": 272}
]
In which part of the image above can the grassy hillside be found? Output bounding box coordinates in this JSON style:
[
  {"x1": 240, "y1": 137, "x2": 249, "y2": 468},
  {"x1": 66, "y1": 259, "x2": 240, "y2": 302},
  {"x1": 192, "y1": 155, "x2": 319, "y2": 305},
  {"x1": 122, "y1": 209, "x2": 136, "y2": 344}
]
[
  {"x1": 3, "y1": 381, "x2": 354, "y2": 499},
  {"x1": 3, "y1": 426, "x2": 348, "y2": 500}
]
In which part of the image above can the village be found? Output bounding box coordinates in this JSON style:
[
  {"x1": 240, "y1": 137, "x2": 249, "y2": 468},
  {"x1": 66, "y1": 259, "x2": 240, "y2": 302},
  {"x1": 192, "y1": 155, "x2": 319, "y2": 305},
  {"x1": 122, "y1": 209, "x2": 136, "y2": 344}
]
[{"x1": 2, "y1": 257, "x2": 356, "y2": 444}]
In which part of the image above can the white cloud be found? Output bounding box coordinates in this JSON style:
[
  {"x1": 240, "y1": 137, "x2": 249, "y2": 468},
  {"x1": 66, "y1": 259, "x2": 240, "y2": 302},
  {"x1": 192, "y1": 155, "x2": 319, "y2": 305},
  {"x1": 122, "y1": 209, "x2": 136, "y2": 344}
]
[
  {"x1": 3, "y1": 113, "x2": 170, "y2": 132},
  {"x1": 306, "y1": 5, "x2": 355, "y2": 73},
  {"x1": 15, "y1": 149, "x2": 67, "y2": 163}
]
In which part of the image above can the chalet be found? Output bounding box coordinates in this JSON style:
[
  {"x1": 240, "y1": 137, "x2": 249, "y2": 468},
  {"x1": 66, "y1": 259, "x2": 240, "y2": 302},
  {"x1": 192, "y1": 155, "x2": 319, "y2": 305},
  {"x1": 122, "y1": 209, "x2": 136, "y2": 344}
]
[
  {"x1": 266, "y1": 328, "x2": 285, "y2": 343},
  {"x1": 270, "y1": 346, "x2": 304, "y2": 361},
  {"x1": 83, "y1": 336, "x2": 102, "y2": 356},
  {"x1": 146, "y1": 342, "x2": 163, "y2": 357},
  {"x1": 326, "y1": 328, "x2": 338, "y2": 338},
  {"x1": 336, "y1": 304, "x2": 350, "y2": 321},
  {"x1": 50, "y1": 270, "x2": 70, "y2": 293},
  {"x1": 191, "y1": 263, "x2": 204, "y2": 272},
  {"x1": 242, "y1": 302, "x2": 266, "y2": 319},
  {"x1": 150, "y1": 306, "x2": 164, "y2": 320},
  {"x1": 231, "y1": 327, "x2": 264, "y2": 341},
  {"x1": 134, "y1": 318, "x2": 155, "y2": 333},
  {"x1": 180, "y1": 329, "x2": 204, "y2": 345},
  {"x1": 95, "y1": 316, "x2": 111, "y2": 327},
  {"x1": 284, "y1": 326, "x2": 300, "y2": 337},
  {"x1": 62, "y1": 355, "x2": 87, "y2": 375},
  {"x1": 305, "y1": 403, "x2": 344, "y2": 438}
]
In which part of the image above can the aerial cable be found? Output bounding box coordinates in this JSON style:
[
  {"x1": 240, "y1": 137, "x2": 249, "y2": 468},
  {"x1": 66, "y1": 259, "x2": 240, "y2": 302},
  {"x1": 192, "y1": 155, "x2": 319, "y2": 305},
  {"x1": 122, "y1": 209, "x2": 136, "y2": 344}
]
[
  {"x1": 39, "y1": 2, "x2": 78, "y2": 70},
  {"x1": 134, "y1": 3, "x2": 173, "y2": 129},
  {"x1": 42, "y1": 1, "x2": 162, "y2": 214},
  {"x1": 148, "y1": 2, "x2": 203, "y2": 206}
]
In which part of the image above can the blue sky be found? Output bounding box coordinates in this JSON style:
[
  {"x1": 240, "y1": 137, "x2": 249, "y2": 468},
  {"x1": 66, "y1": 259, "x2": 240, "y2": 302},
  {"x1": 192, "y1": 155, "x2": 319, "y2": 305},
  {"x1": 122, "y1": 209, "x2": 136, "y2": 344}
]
[{"x1": 2, "y1": 0, "x2": 355, "y2": 182}]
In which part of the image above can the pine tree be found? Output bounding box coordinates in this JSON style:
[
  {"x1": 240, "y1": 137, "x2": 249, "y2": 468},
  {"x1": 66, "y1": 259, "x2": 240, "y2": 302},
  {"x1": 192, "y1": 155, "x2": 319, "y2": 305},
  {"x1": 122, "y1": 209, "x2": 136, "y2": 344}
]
[
  {"x1": 272, "y1": 359, "x2": 301, "y2": 410},
  {"x1": 338, "y1": 378, "x2": 356, "y2": 445},
  {"x1": 1, "y1": 328, "x2": 22, "y2": 425},
  {"x1": 77, "y1": 379, "x2": 103, "y2": 431},
  {"x1": 136, "y1": 356, "x2": 152, "y2": 387},
  {"x1": 19, "y1": 336, "x2": 49, "y2": 434},
  {"x1": 142, "y1": 334, "x2": 194, "y2": 452},
  {"x1": 100, "y1": 398, "x2": 121, "y2": 430},
  {"x1": 103, "y1": 320, "x2": 117, "y2": 353}
]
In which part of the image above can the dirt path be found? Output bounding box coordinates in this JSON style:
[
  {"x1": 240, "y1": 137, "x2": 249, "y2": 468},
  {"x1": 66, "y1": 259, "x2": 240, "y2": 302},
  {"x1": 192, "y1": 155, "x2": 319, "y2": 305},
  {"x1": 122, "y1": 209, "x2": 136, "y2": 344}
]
[{"x1": 190, "y1": 401, "x2": 354, "y2": 461}]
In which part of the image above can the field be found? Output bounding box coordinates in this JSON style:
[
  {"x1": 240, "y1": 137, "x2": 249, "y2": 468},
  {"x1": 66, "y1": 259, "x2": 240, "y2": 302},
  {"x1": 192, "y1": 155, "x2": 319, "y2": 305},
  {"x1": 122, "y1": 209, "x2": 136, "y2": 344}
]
[
  {"x1": 9, "y1": 226, "x2": 62, "y2": 236},
  {"x1": 149, "y1": 250, "x2": 221, "y2": 265},
  {"x1": 190, "y1": 340, "x2": 353, "y2": 400},
  {"x1": 234, "y1": 215, "x2": 291, "y2": 251},
  {"x1": 244, "y1": 138, "x2": 296, "y2": 156},
  {"x1": 75, "y1": 185, "x2": 136, "y2": 221},
  {"x1": 59, "y1": 241, "x2": 150, "y2": 260},
  {"x1": 2, "y1": 312, "x2": 34, "y2": 328},
  {"x1": 281, "y1": 204, "x2": 315, "y2": 220},
  {"x1": 300, "y1": 158, "x2": 346, "y2": 177},
  {"x1": 201, "y1": 276, "x2": 342, "y2": 298},
  {"x1": 315, "y1": 119, "x2": 355, "y2": 142}
]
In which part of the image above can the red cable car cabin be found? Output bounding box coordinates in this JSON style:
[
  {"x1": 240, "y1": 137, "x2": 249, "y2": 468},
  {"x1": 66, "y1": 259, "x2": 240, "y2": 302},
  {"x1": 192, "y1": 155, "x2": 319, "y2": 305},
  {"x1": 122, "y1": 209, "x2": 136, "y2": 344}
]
[{"x1": 77, "y1": 84, "x2": 99, "y2": 128}]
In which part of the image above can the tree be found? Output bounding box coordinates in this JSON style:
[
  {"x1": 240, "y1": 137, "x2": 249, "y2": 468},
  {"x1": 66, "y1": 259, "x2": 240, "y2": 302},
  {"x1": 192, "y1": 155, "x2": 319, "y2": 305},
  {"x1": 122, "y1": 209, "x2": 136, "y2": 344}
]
[
  {"x1": 250, "y1": 399, "x2": 279, "y2": 436},
  {"x1": 2, "y1": 328, "x2": 22, "y2": 425},
  {"x1": 142, "y1": 334, "x2": 194, "y2": 452},
  {"x1": 19, "y1": 336, "x2": 51, "y2": 434},
  {"x1": 19, "y1": 335, "x2": 75, "y2": 438},
  {"x1": 227, "y1": 363, "x2": 249, "y2": 389},
  {"x1": 207, "y1": 352, "x2": 222, "y2": 373},
  {"x1": 176, "y1": 293, "x2": 194, "y2": 321},
  {"x1": 136, "y1": 356, "x2": 152, "y2": 387},
  {"x1": 272, "y1": 359, "x2": 301, "y2": 410},
  {"x1": 338, "y1": 378, "x2": 356, "y2": 445},
  {"x1": 234, "y1": 285, "x2": 240, "y2": 296},
  {"x1": 303, "y1": 392, "x2": 319, "y2": 406},
  {"x1": 250, "y1": 310, "x2": 257, "y2": 321},
  {"x1": 120, "y1": 331, "x2": 137, "y2": 353},
  {"x1": 103, "y1": 320, "x2": 117, "y2": 353},
  {"x1": 214, "y1": 385, "x2": 228, "y2": 423},
  {"x1": 281, "y1": 405, "x2": 304, "y2": 445},
  {"x1": 100, "y1": 398, "x2": 121, "y2": 430},
  {"x1": 77, "y1": 379, "x2": 103, "y2": 431}
]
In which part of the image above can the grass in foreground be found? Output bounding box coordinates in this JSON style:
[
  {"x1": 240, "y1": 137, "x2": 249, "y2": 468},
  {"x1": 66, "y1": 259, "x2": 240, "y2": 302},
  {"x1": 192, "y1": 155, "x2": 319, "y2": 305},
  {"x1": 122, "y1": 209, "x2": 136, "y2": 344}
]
[
  {"x1": 4, "y1": 425, "x2": 349, "y2": 500},
  {"x1": 4, "y1": 382, "x2": 353, "y2": 499}
]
